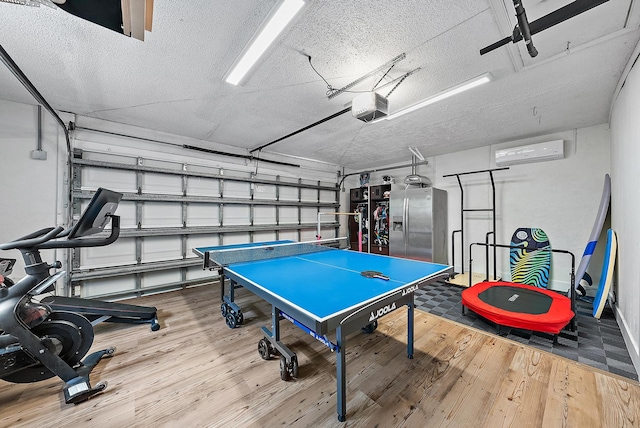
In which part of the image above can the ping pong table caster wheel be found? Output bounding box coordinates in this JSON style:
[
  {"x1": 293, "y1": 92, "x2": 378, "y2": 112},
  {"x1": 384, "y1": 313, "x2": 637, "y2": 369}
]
[
  {"x1": 258, "y1": 338, "x2": 274, "y2": 360},
  {"x1": 279, "y1": 355, "x2": 298, "y2": 381},
  {"x1": 361, "y1": 320, "x2": 378, "y2": 334},
  {"x1": 221, "y1": 303, "x2": 228, "y2": 317},
  {"x1": 225, "y1": 313, "x2": 238, "y2": 328},
  {"x1": 224, "y1": 310, "x2": 243, "y2": 329},
  {"x1": 290, "y1": 356, "x2": 298, "y2": 378}
]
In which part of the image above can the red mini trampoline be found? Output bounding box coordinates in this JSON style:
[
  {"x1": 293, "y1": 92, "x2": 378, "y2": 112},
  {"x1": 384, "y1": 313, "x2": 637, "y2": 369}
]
[{"x1": 461, "y1": 281, "x2": 574, "y2": 335}]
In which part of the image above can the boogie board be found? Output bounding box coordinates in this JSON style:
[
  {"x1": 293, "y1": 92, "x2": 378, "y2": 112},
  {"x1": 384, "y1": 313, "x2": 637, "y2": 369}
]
[
  {"x1": 593, "y1": 229, "x2": 617, "y2": 319},
  {"x1": 574, "y1": 174, "x2": 611, "y2": 291},
  {"x1": 510, "y1": 227, "x2": 551, "y2": 288}
]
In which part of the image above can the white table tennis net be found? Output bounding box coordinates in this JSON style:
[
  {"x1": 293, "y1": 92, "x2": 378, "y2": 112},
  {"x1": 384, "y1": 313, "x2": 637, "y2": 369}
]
[{"x1": 206, "y1": 237, "x2": 347, "y2": 266}]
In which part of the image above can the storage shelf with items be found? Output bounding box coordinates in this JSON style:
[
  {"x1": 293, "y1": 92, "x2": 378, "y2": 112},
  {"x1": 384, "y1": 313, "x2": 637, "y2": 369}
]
[{"x1": 349, "y1": 184, "x2": 391, "y2": 255}]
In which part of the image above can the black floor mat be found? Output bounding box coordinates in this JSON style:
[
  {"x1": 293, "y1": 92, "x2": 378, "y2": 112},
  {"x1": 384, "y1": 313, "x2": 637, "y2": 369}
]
[{"x1": 414, "y1": 282, "x2": 638, "y2": 381}]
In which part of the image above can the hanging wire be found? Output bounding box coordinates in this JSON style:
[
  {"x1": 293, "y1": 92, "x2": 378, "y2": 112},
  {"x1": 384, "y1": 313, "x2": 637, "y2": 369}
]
[
  {"x1": 372, "y1": 64, "x2": 395, "y2": 90},
  {"x1": 306, "y1": 55, "x2": 335, "y2": 97}
]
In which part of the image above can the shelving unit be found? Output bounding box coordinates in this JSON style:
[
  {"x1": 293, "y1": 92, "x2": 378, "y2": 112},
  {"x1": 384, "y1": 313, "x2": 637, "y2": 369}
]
[{"x1": 349, "y1": 184, "x2": 390, "y2": 255}]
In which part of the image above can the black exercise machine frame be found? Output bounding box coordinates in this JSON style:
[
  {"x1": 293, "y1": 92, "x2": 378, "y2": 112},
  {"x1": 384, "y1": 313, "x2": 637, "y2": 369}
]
[{"x1": 0, "y1": 188, "x2": 159, "y2": 404}]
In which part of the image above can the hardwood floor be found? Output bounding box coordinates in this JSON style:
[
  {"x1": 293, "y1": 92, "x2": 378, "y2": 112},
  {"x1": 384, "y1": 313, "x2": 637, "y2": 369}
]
[{"x1": 1, "y1": 284, "x2": 639, "y2": 427}]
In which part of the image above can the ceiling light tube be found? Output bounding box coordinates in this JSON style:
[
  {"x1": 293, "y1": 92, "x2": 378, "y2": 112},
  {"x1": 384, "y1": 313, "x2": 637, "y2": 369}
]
[
  {"x1": 225, "y1": 0, "x2": 305, "y2": 85},
  {"x1": 386, "y1": 72, "x2": 493, "y2": 120}
]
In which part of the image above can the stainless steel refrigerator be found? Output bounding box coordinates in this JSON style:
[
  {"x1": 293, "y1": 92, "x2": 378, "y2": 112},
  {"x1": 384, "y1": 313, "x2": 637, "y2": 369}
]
[{"x1": 389, "y1": 186, "x2": 448, "y2": 263}]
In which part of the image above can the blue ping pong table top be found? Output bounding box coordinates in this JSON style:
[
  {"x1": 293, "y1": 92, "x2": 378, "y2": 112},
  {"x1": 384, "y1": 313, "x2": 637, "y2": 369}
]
[{"x1": 195, "y1": 241, "x2": 450, "y2": 322}]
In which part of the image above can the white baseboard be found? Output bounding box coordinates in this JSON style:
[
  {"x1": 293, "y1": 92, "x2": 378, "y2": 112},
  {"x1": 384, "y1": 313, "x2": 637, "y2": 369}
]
[{"x1": 613, "y1": 302, "x2": 640, "y2": 376}]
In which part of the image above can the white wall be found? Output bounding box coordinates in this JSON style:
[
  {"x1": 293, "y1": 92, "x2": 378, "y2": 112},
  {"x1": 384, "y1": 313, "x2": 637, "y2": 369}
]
[
  {"x1": 610, "y1": 45, "x2": 640, "y2": 372},
  {"x1": 344, "y1": 125, "x2": 610, "y2": 292},
  {"x1": 0, "y1": 101, "x2": 64, "y2": 276}
]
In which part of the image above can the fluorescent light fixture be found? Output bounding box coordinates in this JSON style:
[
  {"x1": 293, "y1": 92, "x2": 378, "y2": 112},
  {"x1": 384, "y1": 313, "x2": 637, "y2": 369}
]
[
  {"x1": 225, "y1": 0, "x2": 305, "y2": 85},
  {"x1": 385, "y1": 72, "x2": 493, "y2": 120}
]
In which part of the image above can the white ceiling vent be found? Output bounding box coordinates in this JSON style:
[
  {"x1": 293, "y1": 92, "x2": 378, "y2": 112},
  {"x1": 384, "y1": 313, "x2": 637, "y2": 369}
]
[{"x1": 495, "y1": 140, "x2": 564, "y2": 167}]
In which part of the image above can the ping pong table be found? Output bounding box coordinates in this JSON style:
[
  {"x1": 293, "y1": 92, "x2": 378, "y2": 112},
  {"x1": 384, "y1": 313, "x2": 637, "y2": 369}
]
[{"x1": 194, "y1": 238, "x2": 452, "y2": 422}]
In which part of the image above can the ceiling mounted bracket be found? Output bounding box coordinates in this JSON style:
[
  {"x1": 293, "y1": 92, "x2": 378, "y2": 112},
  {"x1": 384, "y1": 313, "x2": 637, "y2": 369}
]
[{"x1": 327, "y1": 53, "x2": 406, "y2": 100}]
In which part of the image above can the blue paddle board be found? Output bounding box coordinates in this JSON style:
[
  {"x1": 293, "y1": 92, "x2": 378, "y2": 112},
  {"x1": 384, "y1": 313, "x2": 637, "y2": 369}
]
[
  {"x1": 574, "y1": 174, "x2": 611, "y2": 290},
  {"x1": 593, "y1": 229, "x2": 617, "y2": 319},
  {"x1": 510, "y1": 227, "x2": 551, "y2": 288}
]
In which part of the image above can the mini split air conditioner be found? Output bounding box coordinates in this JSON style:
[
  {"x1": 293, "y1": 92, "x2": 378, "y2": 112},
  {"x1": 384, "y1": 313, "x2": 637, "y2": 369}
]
[{"x1": 495, "y1": 140, "x2": 564, "y2": 167}]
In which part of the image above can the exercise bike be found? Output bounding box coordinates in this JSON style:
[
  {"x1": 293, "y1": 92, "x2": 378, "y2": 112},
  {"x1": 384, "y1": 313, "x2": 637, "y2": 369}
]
[{"x1": 0, "y1": 188, "x2": 157, "y2": 404}]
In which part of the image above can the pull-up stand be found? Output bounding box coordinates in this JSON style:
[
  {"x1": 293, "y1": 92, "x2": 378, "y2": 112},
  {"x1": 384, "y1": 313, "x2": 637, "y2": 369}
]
[{"x1": 443, "y1": 167, "x2": 509, "y2": 286}]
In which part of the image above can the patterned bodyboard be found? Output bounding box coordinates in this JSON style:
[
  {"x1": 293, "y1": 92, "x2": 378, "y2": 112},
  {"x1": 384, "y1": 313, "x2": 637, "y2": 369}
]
[{"x1": 510, "y1": 228, "x2": 551, "y2": 288}]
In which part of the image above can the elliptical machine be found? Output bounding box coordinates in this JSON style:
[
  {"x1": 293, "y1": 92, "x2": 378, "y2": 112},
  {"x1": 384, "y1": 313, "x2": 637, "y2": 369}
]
[{"x1": 0, "y1": 188, "x2": 156, "y2": 404}]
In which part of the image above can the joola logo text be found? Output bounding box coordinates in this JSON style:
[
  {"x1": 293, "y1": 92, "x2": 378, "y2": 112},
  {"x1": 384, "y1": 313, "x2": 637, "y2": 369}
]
[
  {"x1": 369, "y1": 302, "x2": 397, "y2": 321},
  {"x1": 402, "y1": 285, "x2": 419, "y2": 296}
]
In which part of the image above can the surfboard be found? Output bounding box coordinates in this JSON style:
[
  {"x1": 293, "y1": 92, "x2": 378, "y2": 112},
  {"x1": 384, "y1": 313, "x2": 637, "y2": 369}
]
[
  {"x1": 510, "y1": 227, "x2": 551, "y2": 288},
  {"x1": 574, "y1": 174, "x2": 611, "y2": 291},
  {"x1": 593, "y1": 229, "x2": 617, "y2": 319}
]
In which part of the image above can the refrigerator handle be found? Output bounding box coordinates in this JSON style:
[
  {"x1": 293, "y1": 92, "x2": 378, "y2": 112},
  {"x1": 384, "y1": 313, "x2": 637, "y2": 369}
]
[{"x1": 403, "y1": 197, "x2": 409, "y2": 249}]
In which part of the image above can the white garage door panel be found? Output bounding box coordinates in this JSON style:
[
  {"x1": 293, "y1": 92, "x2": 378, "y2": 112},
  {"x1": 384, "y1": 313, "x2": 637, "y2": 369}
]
[
  {"x1": 70, "y1": 148, "x2": 338, "y2": 300},
  {"x1": 80, "y1": 239, "x2": 136, "y2": 269},
  {"x1": 253, "y1": 231, "x2": 277, "y2": 242},
  {"x1": 320, "y1": 189, "x2": 336, "y2": 203},
  {"x1": 187, "y1": 265, "x2": 215, "y2": 281},
  {"x1": 279, "y1": 207, "x2": 298, "y2": 224},
  {"x1": 188, "y1": 177, "x2": 220, "y2": 197},
  {"x1": 254, "y1": 206, "x2": 276, "y2": 225},
  {"x1": 253, "y1": 183, "x2": 276, "y2": 199},
  {"x1": 114, "y1": 201, "x2": 137, "y2": 229},
  {"x1": 300, "y1": 229, "x2": 317, "y2": 241},
  {"x1": 188, "y1": 234, "x2": 220, "y2": 253},
  {"x1": 279, "y1": 230, "x2": 299, "y2": 241},
  {"x1": 223, "y1": 205, "x2": 250, "y2": 225},
  {"x1": 224, "y1": 181, "x2": 251, "y2": 199},
  {"x1": 187, "y1": 203, "x2": 220, "y2": 227},
  {"x1": 279, "y1": 186, "x2": 298, "y2": 201},
  {"x1": 142, "y1": 269, "x2": 182, "y2": 288},
  {"x1": 142, "y1": 236, "x2": 182, "y2": 262},
  {"x1": 221, "y1": 233, "x2": 251, "y2": 245},
  {"x1": 82, "y1": 168, "x2": 137, "y2": 193},
  {"x1": 300, "y1": 188, "x2": 318, "y2": 203},
  {"x1": 143, "y1": 172, "x2": 183, "y2": 195},
  {"x1": 82, "y1": 277, "x2": 136, "y2": 298},
  {"x1": 300, "y1": 207, "x2": 318, "y2": 223},
  {"x1": 143, "y1": 202, "x2": 183, "y2": 228}
]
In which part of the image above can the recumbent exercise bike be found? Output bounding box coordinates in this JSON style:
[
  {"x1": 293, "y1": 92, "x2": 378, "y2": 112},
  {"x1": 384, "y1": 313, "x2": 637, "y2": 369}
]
[{"x1": 0, "y1": 188, "x2": 158, "y2": 404}]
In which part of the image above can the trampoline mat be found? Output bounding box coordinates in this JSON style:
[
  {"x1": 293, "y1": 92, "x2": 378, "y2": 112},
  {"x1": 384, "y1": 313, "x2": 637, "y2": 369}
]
[{"x1": 478, "y1": 285, "x2": 552, "y2": 315}]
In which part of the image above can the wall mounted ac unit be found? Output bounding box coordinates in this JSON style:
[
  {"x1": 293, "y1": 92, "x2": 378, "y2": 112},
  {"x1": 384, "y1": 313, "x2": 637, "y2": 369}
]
[{"x1": 495, "y1": 140, "x2": 564, "y2": 167}]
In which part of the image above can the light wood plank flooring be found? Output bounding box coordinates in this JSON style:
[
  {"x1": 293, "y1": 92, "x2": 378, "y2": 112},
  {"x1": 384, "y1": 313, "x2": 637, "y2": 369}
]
[{"x1": 1, "y1": 284, "x2": 639, "y2": 427}]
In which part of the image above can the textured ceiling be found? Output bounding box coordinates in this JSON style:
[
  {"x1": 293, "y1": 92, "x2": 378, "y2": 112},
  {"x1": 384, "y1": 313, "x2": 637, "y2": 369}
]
[{"x1": 1, "y1": 0, "x2": 639, "y2": 169}]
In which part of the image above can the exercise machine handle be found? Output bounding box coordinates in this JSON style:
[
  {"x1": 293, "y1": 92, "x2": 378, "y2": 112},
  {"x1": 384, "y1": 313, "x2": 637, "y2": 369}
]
[
  {"x1": 38, "y1": 216, "x2": 121, "y2": 249},
  {"x1": 0, "y1": 216, "x2": 120, "y2": 251},
  {"x1": 0, "y1": 226, "x2": 64, "y2": 251}
]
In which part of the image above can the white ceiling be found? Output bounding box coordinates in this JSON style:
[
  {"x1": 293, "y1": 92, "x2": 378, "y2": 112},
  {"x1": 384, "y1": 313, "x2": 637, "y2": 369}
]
[{"x1": 1, "y1": 0, "x2": 639, "y2": 169}]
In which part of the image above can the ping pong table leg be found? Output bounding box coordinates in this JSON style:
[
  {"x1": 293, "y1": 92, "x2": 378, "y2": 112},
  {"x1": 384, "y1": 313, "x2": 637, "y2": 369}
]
[
  {"x1": 407, "y1": 300, "x2": 414, "y2": 359},
  {"x1": 336, "y1": 325, "x2": 346, "y2": 422}
]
